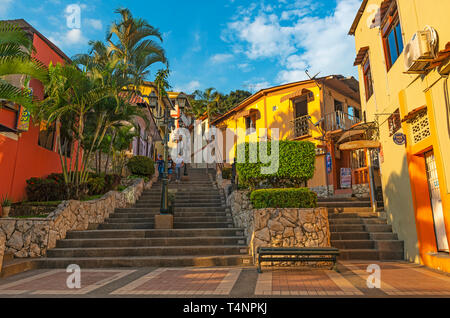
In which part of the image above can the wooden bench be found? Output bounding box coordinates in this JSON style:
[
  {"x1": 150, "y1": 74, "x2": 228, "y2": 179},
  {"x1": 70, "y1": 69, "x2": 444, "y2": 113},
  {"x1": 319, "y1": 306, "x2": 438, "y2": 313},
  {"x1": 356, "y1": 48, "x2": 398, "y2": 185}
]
[{"x1": 256, "y1": 247, "x2": 340, "y2": 273}]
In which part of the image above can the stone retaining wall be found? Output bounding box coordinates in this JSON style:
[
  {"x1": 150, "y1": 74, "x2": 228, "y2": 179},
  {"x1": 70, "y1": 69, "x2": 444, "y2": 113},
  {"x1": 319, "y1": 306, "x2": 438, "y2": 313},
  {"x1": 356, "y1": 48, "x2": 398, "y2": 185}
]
[
  {"x1": 352, "y1": 183, "x2": 370, "y2": 198},
  {"x1": 309, "y1": 185, "x2": 334, "y2": 198},
  {"x1": 0, "y1": 233, "x2": 5, "y2": 272},
  {"x1": 0, "y1": 178, "x2": 153, "y2": 258},
  {"x1": 227, "y1": 190, "x2": 331, "y2": 265}
]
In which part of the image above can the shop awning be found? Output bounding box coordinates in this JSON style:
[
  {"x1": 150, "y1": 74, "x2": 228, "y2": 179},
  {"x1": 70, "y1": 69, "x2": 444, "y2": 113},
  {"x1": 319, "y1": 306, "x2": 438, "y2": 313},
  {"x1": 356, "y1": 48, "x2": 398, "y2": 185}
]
[
  {"x1": 339, "y1": 140, "x2": 380, "y2": 151},
  {"x1": 337, "y1": 129, "x2": 366, "y2": 143},
  {"x1": 240, "y1": 108, "x2": 260, "y2": 118},
  {"x1": 353, "y1": 46, "x2": 369, "y2": 66},
  {"x1": 280, "y1": 88, "x2": 313, "y2": 103}
]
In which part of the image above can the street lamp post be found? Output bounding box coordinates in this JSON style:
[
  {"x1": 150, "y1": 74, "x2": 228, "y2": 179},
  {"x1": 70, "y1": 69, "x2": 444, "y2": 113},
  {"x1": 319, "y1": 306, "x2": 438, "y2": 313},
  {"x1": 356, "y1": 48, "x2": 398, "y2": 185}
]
[{"x1": 143, "y1": 91, "x2": 188, "y2": 214}]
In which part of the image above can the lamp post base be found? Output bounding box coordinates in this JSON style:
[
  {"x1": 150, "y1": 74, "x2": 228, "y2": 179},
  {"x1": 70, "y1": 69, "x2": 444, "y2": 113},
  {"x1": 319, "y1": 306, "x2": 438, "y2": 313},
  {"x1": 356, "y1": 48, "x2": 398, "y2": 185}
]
[{"x1": 155, "y1": 214, "x2": 173, "y2": 229}]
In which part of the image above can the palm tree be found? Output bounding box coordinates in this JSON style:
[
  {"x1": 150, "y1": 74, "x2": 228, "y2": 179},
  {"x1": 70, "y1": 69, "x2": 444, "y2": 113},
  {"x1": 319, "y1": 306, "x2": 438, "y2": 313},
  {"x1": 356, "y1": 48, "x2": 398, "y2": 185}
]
[
  {"x1": 107, "y1": 7, "x2": 167, "y2": 86},
  {"x1": 31, "y1": 63, "x2": 116, "y2": 198},
  {"x1": 0, "y1": 21, "x2": 48, "y2": 108},
  {"x1": 189, "y1": 88, "x2": 222, "y2": 120}
]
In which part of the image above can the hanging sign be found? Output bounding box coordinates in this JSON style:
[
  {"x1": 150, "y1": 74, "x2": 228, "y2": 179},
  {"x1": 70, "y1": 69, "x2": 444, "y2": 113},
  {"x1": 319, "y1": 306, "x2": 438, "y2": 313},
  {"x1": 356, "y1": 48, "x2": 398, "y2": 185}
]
[
  {"x1": 326, "y1": 152, "x2": 332, "y2": 174},
  {"x1": 393, "y1": 132, "x2": 406, "y2": 145},
  {"x1": 340, "y1": 168, "x2": 352, "y2": 189},
  {"x1": 17, "y1": 105, "x2": 30, "y2": 131}
]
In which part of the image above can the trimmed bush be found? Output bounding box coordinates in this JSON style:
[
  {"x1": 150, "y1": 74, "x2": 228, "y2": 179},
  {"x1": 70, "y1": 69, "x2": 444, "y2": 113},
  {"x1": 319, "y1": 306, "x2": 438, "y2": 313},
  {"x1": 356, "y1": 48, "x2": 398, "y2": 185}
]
[
  {"x1": 236, "y1": 140, "x2": 316, "y2": 189},
  {"x1": 250, "y1": 188, "x2": 317, "y2": 209},
  {"x1": 126, "y1": 155, "x2": 155, "y2": 177}
]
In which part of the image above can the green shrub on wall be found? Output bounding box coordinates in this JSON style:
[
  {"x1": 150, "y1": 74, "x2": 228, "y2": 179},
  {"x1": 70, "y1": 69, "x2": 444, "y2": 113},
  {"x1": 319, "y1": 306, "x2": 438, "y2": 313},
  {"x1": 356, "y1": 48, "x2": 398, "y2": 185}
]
[
  {"x1": 250, "y1": 188, "x2": 317, "y2": 209},
  {"x1": 236, "y1": 140, "x2": 316, "y2": 189},
  {"x1": 126, "y1": 156, "x2": 155, "y2": 177}
]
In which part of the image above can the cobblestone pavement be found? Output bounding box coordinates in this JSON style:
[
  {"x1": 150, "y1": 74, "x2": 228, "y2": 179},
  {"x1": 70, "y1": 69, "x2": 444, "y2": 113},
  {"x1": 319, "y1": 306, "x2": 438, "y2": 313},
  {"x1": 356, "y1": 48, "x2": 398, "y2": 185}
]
[{"x1": 0, "y1": 261, "x2": 450, "y2": 298}]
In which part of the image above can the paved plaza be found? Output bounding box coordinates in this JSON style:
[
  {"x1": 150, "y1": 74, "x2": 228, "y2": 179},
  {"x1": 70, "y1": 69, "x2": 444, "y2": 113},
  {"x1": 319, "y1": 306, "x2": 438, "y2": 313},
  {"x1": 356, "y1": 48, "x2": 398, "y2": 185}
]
[{"x1": 0, "y1": 261, "x2": 449, "y2": 298}]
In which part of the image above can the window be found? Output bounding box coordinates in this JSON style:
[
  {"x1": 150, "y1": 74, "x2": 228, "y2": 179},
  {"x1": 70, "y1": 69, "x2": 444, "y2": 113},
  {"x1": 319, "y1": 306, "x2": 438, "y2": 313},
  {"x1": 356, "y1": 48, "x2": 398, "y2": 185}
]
[
  {"x1": 363, "y1": 57, "x2": 374, "y2": 100},
  {"x1": 38, "y1": 122, "x2": 55, "y2": 151},
  {"x1": 381, "y1": 3, "x2": 404, "y2": 70},
  {"x1": 245, "y1": 113, "x2": 256, "y2": 134},
  {"x1": 294, "y1": 98, "x2": 308, "y2": 118},
  {"x1": 388, "y1": 109, "x2": 401, "y2": 136}
]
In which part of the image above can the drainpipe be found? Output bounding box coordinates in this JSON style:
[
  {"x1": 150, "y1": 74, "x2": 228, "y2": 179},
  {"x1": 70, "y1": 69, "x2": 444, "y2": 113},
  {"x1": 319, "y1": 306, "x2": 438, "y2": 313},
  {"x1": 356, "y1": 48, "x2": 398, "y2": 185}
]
[{"x1": 366, "y1": 148, "x2": 377, "y2": 213}]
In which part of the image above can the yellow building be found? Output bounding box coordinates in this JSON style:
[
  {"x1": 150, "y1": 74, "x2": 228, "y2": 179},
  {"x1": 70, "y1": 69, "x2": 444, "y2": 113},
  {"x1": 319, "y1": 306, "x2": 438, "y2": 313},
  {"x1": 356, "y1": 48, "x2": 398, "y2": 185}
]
[
  {"x1": 350, "y1": 0, "x2": 450, "y2": 272},
  {"x1": 210, "y1": 76, "x2": 364, "y2": 197},
  {"x1": 136, "y1": 82, "x2": 191, "y2": 159}
]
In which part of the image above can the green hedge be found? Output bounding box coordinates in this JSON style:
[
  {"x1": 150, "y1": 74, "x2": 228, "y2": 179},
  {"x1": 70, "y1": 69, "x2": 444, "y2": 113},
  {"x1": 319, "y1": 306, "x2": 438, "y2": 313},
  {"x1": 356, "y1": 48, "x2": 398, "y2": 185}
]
[
  {"x1": 250, "y1": 188, "x2": 317, "y2": 209},
  {"x1": 236, "y1": 140, "x2": 316, "y2": 189},
  {"x1": 126, "y1": 155, "x2": 155, "y2": 177}
]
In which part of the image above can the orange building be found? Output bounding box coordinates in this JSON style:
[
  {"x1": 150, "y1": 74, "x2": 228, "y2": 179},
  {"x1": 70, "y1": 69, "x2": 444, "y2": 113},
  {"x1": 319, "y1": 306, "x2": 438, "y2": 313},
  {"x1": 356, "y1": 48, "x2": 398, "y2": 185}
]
[{"x1": 0, "y1": 20, "x2": 72, "y2": 206}]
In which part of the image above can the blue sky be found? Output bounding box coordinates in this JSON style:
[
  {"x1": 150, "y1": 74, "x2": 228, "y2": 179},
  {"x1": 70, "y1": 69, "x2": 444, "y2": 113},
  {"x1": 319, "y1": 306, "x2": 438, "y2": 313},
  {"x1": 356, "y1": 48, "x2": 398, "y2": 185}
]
[{"x1": 1, "y1": 0, "x2": 362, "y2": 94}]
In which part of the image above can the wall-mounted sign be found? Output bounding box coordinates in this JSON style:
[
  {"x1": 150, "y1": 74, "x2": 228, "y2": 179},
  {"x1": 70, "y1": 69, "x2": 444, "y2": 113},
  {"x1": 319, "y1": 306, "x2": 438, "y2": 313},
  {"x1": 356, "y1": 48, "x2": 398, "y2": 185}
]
[
  {"x1": 393, "y1": 132, "x2": 406, "y2": 145},
  {"x1": 17, "y1": 105, "x2": 30, "y2": 131},
  {"x1": 326, "y1": 152, "x2": 332, "y2": 174},
  {"x1": 340, "y1": 168, "x2": 352, "y2": 189}
]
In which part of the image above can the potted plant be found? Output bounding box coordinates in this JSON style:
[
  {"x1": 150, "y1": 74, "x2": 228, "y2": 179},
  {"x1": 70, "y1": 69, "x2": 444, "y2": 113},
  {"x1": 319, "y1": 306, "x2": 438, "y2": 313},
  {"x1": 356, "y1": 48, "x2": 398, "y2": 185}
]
[{"x1": 1, "y1": 196, "x2": 12, "y2": 218}]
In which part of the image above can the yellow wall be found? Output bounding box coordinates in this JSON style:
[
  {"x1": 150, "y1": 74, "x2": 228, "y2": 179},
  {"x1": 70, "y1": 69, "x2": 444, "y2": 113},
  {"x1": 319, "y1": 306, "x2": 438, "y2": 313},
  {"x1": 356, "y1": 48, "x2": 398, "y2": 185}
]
[
  {"x1": 216, "y1": 82, "x2": 324, "y2": 163},
  {"x1": 352, "y1": 0, "x2": 450, "y2": 270}
]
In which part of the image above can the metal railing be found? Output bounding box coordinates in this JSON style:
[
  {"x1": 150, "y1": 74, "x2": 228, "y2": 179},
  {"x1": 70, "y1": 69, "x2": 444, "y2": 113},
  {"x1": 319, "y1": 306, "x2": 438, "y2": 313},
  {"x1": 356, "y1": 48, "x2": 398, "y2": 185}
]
[
  {"x1": 292, "y1": 114, "x2": 310, "y2": 138},
  {"x1": 323, "y1": 110, "x2": 360, "y2": 131}
]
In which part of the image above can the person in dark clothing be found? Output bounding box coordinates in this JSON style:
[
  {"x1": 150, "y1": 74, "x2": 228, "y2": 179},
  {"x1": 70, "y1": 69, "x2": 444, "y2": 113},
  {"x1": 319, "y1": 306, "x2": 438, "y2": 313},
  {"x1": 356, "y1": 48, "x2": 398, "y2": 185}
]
[{"x1": 156, "y1": 155, "x2": 164, "y2": 180}]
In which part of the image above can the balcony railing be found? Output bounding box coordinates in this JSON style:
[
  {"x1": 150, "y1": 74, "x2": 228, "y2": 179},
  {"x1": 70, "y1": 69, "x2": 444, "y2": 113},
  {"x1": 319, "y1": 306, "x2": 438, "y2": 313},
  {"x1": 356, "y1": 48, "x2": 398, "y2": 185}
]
[
  {"x1": 323, "y1": 111, "x2": 360, "y2": 132},
  {"x1": 292, "y1": 114, "x2": 310, "y2": 138}
]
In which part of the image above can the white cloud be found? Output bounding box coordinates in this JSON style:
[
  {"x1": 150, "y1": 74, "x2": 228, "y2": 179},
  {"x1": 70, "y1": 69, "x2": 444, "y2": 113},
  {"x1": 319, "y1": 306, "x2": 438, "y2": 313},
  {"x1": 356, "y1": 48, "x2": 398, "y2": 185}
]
[
  {"x1": 0, "y1": 0, "x2": 13, "y2": 17},
  {"x1": 210, "y1": 53, "x2": 234, "y2": 64},
  {"x1": 173, "y1": 80, "x2": 202, "y2": 94},
  {"x1": 237, "y1": 63, "x2": 253, "y2": 72},
  {"x1": 85, "y1": 18, "x2": 102, "y2": 31},
  {"x1": 223, "y1": 0, "x2": 361, "y2": 84},
  {"x1": 49, "y1": 28, "x2": 87, "y2": 48}
]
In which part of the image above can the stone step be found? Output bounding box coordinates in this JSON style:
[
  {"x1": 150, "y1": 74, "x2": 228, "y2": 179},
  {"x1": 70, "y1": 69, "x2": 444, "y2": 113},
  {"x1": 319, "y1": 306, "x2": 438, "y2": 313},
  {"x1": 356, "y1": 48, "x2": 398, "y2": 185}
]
[
  {"x1": 173, "y1": 216, "x2": 232, "y2": 223},
  {"x1": 318, "y1": 201, "x2": 370, "y2": 207},
  {"x1": 174, "y1": 222, "x2": 233, "y2": 229},
  {"x1": 337, "y1": 249, "x2": 380, "y2": 260},
  {"x1": 331, "y1": 232, "x2": 370, "y2": 240},
  {"x1": 106, "y1": 217, "x2": 155, "y2": 223},
  {"x1": 0, "y1": 259, "x2": 39, "y2": 278},
  {"x1": 337, "y1": 249, "x2": 404, "y2": 260},
  {"x1": 327, "y1": 207, "x2": 383, "y2": 213},
  {"x1": 329, "y1": 224, "x2": 392, "y2": 232},
  {"x1": 98, "y1": 223, "x2": 154, "y2": 230},
  {"x1": 47, "y1": 245, "x2": 249, "y2": 258},
  {"x1": 110, "y1": 211, "x2": 230, "y2": 218},
  {"x1": 140, "y1": 192, "x2": 222, "y2": 199},
  {"x1": 113, "y1": 207, "x2": 228, "y2": 213},
  {"x1": 331, "y1": 240, "x2": 375, "y2": 249},
  {"x1": 328, "y1": 218, "x2": 387, "y2": 225},
  {"x1": 135, "y1": 203, "x2": 224, "y2": 208},
  {"x1": 66, "y1": 228, "x2": 245, "y2": 239},
  {"x1": 318, "y1": 197, "x2": 371, "y2": 202},
  {"x1": 56, "y1": 236, "x2": 247, "y2": 248},
  {"x1": 330, "y1": 231, "x2": 399, "y2": 240},
  {"x1": 40, "y1": 255, "x2": 253, "y2": 268}
]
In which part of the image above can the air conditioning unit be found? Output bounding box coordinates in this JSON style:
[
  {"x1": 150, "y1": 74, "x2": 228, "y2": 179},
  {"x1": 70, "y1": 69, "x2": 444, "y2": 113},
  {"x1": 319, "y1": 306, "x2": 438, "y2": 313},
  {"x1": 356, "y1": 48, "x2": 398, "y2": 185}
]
[{"x1": 404, "y1": 30, "x2": 434, "y2": 74}]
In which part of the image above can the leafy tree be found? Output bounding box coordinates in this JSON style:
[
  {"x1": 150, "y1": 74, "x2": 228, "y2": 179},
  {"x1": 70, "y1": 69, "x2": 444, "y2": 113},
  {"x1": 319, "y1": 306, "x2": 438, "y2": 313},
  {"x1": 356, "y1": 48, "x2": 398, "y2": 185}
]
[{"x1": 0, "y1": 21, "x2": 48, "y2": 108}]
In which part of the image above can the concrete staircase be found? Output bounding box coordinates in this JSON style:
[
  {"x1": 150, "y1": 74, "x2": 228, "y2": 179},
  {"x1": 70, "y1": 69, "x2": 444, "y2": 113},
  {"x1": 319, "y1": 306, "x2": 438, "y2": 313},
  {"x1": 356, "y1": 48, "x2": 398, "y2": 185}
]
[
  {"x1": 321, "y1": 197, "x2": 404, "y2": 260},
  {"x1": 42, "y1": 168, "x2": 251, "y2": 268}
]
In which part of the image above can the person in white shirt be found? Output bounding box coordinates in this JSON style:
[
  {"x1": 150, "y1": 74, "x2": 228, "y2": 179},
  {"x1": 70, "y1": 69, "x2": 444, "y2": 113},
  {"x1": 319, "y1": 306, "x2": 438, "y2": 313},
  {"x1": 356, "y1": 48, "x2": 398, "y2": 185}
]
[{"x1": 175, "y1": 153, "x2": 184, "y2": 183}]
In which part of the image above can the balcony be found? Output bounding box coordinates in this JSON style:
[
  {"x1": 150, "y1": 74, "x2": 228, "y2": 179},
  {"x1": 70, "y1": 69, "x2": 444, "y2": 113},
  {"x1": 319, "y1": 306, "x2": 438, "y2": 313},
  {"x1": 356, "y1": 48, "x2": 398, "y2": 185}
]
[
  {"x1": 323, "y1": 110, "x2": 360, "y2": 132},
  {"x1": 292, "y1": 114, "x2": 310, "y2": 138}
]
